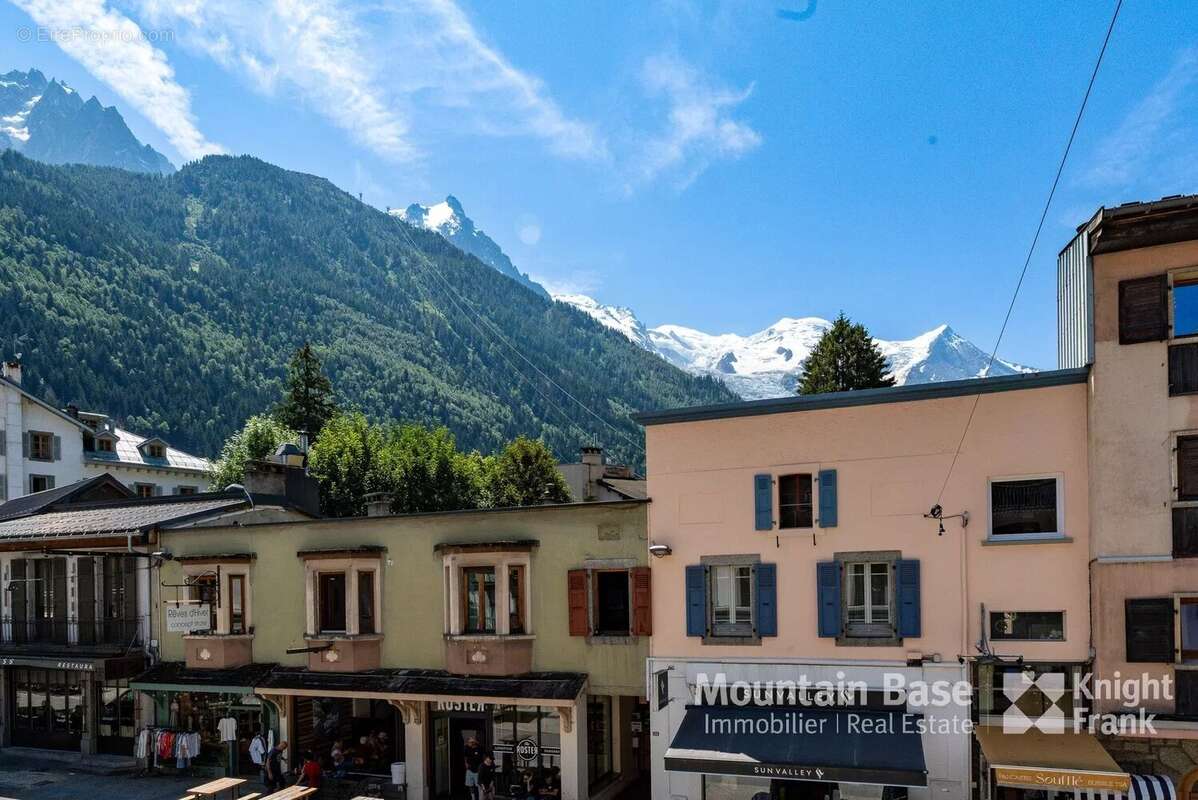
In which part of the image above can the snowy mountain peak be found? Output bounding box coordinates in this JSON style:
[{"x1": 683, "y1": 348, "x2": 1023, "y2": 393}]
[
  {"x1": 393, "y1": 196, "x2": 548, "y2": 299},
  {"x1": 555, "y1": 293, "x2": 1034, "y2": 400},
  {"x1": 0, "y1": 68, "x2": 173, "y2": 174}
]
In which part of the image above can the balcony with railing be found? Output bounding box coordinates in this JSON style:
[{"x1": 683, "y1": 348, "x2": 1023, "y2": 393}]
[{"x1": 1, "y1": 616, "x2": 143, "y2": 650}]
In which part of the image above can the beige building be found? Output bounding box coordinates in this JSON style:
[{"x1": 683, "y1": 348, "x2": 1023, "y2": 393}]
[
  {"x1": 136, "y1": 485, "x2": 652, "y2": 800},
  {"x1": 1061, "y1": 196, "x2": 1198, "y2": 782}
]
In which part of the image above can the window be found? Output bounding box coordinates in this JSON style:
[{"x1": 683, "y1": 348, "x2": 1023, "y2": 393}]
[
  {"x1": 711, "y1": 564, "x2": 753, "y2": 638},
  {"x1": 357, "y1": 570, "x2": 375, "y2": 635},
  {"x1": 1178, "y1": 436, "x2": 1198, "y2": 501},
  {"x1": 97, "y1": 438, "x2": 113, "y2": 453},
  {"x1": 28, "y1": 431, "x2": 53, "y2": 461},
  {"x1": 508, "y1": 565, "x2": 526, "y2": 634},
  {"x1": 1125, "y1": 598, "x2": 1175, "y2": 663},
  {"x1": 593, "y1": 571, "x2": 630, "y2": 636},
  {"x1": 318, "y1": 572, "x2": 347, "y2": 633},
  {"x1": 989, "y1": 611, "x2": 1064, "y2": 641},
  {"x1": 1175, "y1": 272, "x2": 1198, "y2": 339},
  {"x1": 1182, "y1": 598, "x2": 1198, "y2": 662},
  {"x1": 176, "y1": 485, "x2": 198, "y2": 496},
  {"x1": 29, "y1": 475, "x2": 54, "y2": 493},
  {"x1": 134, "y1": 483, "x2": 156, "y2": 498},
  {"x1": 778, "y1": 474, "x2": 813, "y2": 529},
  {"x1": 228, "y1": 574, "x2": 246, "y2": 635},
  {"x1": 990, "y1": 477, "x2": 1060, "y2": 537},
  {"x1": 147, "y1": 443, "x2": 165, "y2": 458},
  {"x1": 190, "y1": 573, "x2": 217, "y2": 634},
  {"x1": 845, "y1": 561, "x2": 892, "y2": 636},
  {"x1": 462, "y1": 567, "x2": 496, "y2": 633}
]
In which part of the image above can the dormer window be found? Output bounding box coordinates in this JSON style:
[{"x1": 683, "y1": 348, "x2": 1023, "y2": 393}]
[
  {"x1": 98, "y1": 438, "x2": 114, "y2": 453},
  {"x1": 148, "y1": 444, "x2": 165, "y2": 458}
]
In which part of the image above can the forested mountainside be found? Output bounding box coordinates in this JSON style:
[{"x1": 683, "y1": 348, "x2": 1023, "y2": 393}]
[{"x1": 0, "y1": 152, "x2": 734, "y2": 464}]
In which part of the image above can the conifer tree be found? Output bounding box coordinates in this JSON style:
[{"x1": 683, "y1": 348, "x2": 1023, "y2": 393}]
[
  {"x1": 798, "y1": 313, "x2": 895, "y2": 395},
  {"x1": 275, "y1": 343, "x2": 338, "y2": 438}
]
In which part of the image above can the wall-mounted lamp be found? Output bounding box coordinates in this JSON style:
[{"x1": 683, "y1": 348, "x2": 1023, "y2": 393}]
[{"x1": 648, "y1": 543, "x2": 673, "y2": 559}]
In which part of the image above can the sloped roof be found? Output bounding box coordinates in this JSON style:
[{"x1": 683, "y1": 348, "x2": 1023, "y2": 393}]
[
  {"x1": 0, "y1": 474, "x2": 132, "y2": 522},
  {"x1": 598, "y1": 477, "x2": 648, "y2": 500},
  {"x1": 0, "y1": 375, "x2": 91, "y2": 431},
  {"x1": 84, "y1": 424, "x2": 211, "y2": 473},
  {"x1": 0, "y1": 493, "x2": 247, "y2": 541}
]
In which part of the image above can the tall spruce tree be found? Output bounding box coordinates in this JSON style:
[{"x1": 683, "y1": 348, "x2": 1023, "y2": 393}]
[
  {"x1": 798, "y1": 313, "x2": 895, "y2": 395},
  {"x1": 275, "y1": 343, "x2": 338, "y2": 438}
]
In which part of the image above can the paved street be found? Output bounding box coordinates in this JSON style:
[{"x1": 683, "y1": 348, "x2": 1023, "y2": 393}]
[{"x1": 0, "y1": 751, "x2": 211, "y2": 800}]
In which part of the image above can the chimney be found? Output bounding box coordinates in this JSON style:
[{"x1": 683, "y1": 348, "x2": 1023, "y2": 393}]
[
  {"x1": 241, "y1": 443, "x2": 321, "y2": 517},
  {"x1": 2, "y1": 359, "x2": 21, "y2": 385},
  {"x1": 66, "y1": 403, "x2": 80, "y2": 419},
  {"x1": 580, "y1": 446, "x2": 603, "y2": 467},
  {"x1": 364, "y1": 492, "x2": 393, "y2": 518},
  {"x1": 580, "y1": 446, "x2": 604, "y2": 501}
]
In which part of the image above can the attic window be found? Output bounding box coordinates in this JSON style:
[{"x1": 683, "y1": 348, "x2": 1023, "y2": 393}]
[
  {"x1": 146, "y1": 443, "x2": 165, "y2": 458},
  {"x1": 97, "y1": 439, "x2": 114, "y2": 453}
]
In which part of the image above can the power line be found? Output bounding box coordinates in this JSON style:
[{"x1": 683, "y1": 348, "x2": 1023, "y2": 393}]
[
  {"x1": 388, "y1": 219, "x2": 647, "y2": 458},
  {"x1": 934, "y1": 0, "x2": 1123, "y2": 505}
]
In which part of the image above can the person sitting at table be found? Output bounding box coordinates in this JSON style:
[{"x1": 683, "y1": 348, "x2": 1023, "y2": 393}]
[
  {"x1": 539, "y1": 766, "x2": 561, "y2": 799},
  {"x1": 331, "y1": 745, "x2": 349, "y2": 778},
  {"x1": 296, "y1": 750, "x2": 322, "y2": 789}
]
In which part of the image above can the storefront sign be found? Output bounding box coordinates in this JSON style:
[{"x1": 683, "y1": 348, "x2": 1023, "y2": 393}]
[
  {"x1": 515, "y1": 737, "x2": 540, "y2": 763},
  {"x1": 656, "y1": 669, "x2": 669, "y2": 710},
  {"x1": 165, "y1": 603, "x2": 212, "y2": 633},
  {"x1": 435, "y1": 701, "x2": 490, "y2": 713},
  {"x1": 0, "y1": 656, "x2": 95, "y2": 671},
  {"x1": 993, "y1": 767, "x2": 1131, "y2": 793}
]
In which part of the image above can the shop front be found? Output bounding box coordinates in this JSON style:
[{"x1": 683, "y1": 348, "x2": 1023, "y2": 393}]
[
  {"x1": 975, "y1": 726, "x2": 1131, "y2": 800},
  {"x1": 649, "y1": 659, "x2": 973, "y2": 800},
  {"x1": 129, "y1": 661, "x2": 277, "y2": 776},
  {"x1": 1, "y1": 652, "x2": 145, "y2": 755}
]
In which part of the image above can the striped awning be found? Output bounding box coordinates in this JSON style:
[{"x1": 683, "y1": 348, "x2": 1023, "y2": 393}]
[{"x1": 1128, "y1": 775, "x2": 1176, "y2": 800}]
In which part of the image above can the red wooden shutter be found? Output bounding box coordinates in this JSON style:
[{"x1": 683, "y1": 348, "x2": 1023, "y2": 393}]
[
  {"x1": 631, "y1": 566, "x2": 652, "y2": 636},
  {"x1": 567, "y1": 569, "x2": 589, "y2": 636}
]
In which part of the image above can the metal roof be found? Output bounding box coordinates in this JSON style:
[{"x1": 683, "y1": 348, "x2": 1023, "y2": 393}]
[
  {"x1": 0, "y1": 474, "x2": 132, "y2": 522},
  {"x1": 0, "y1": 494, "x2": 248, "y2": 541},
  {"x1": 633, "y1": 367, "x2": 1090, "y2": 426},
  {"x1": 83, "y1": 424, "x2": 211, "y2": 473}
]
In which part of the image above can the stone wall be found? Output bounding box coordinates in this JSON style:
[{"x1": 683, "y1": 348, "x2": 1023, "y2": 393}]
[{"x1": 1099, "y1": 733, "x2": 1198, "y2": 784}]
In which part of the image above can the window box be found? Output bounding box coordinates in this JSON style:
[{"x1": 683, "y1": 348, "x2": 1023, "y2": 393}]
[{"x1": 987, "y1": 475, "x2": 1065, "y2": 541}]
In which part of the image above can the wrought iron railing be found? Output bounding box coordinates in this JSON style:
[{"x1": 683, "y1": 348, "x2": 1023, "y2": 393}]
[{"x1": 1, "y1": 617, "x2": 142, "y2": 647}]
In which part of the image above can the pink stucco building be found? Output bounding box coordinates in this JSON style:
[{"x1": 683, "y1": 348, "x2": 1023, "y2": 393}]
[{"x1": 637, "y1": 367, "x2": 1098, "y2": 800}]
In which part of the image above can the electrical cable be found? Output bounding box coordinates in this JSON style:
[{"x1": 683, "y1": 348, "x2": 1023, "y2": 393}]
[{"x1": 934, "y1": 0, "x2": 1123, "y2": 506}]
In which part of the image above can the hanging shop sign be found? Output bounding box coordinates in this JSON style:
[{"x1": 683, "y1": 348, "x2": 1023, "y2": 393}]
[{"x1": 165, "y1": 603, "x2": 212, "y2": 633}]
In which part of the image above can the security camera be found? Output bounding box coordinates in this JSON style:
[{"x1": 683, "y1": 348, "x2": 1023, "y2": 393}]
[{"x1": 648, "y1": 543, "x2": 673, "y2": 559}]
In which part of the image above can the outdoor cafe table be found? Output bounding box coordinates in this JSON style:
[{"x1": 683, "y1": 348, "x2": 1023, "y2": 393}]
[
  {"x1": 188, "y1": 776, "x2": 249, "y2": 799},
  {"x1": 257, "y1": 788, "x2": 317, "y2": 800}
]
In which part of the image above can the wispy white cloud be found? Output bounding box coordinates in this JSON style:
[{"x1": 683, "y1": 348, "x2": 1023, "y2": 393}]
[
  {"x1": 10, "y1": 0, "x2": 222, "y2": 161},
  {"x1": 633, "y1": 53, "x2": 762, "y2": 188},
  {"x1": 128, "y1": 0, "x2": 604, "y2": 164},
  {"x1": 1082, "y1": 48, "x2": 1198, "y2": 190}
]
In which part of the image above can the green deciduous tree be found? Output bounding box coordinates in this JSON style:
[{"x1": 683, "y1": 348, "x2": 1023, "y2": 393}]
[
  {"x1": 307, "y1": 411, "x2": 384, "y2": 517},
  {"x1": 208, "y1": 415, "x2": 298, "y2": 489},
  {"x1": 798, "y1": 313, "x2": 895, "y2": 395},
  {"x1": 484, "y1": 436, "x2": 572, "y2": 508},
  {"x1": 275, "y1": 343, "x2": 338, "y2": 438},
  {"x1": 376, "y1": 424, "x2": 486, "y2": 514}
]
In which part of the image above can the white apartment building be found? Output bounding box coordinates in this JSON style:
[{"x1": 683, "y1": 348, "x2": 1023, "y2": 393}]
[{"x1": 0, "y1": 359, "x2": 211, "y2": 502}]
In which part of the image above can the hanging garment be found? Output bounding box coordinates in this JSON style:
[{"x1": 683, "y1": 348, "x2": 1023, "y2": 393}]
[{"x1": 218, "y1": 716, "x2": 238, "y2": 742}]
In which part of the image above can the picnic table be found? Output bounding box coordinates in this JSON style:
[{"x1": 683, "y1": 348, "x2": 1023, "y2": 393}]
[
  {"x1": 188, "y1": 776, "x2": 249, "y2": 799},
  {"x1": 257, "y1": 787, "x2": 318, "y2": 800}
]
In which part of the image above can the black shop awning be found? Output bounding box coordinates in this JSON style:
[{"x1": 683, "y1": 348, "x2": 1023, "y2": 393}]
[{"x1": 665, "y1": 706, "x2": 928, "y2": 788}]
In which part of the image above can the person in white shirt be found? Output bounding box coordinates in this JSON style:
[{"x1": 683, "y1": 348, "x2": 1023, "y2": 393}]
[{"x1": 249, "y1": 728, "x2": 268, "y2": 785}]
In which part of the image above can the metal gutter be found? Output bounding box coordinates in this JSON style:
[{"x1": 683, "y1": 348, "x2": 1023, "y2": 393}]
[{"x1": 633, "y1": 367, "x2": 1091, "y2": 426}]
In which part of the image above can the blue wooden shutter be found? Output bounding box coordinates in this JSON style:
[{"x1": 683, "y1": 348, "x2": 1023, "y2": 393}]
[
  {"x1": 754, "y1": 474, "x2": 773, "y2": 530},
  {"x1": 896, "y1": 559, "x2": 921, "y2": 638},
  {"x1": 817, "y1": 561, "x2": 841, "y2": 637},
  {"x1": 685, "y1": 565, "x2": 707, "y2": 637},
  {"x1": 818, "y1": 469, "x2": 838, "y2": 528},
  {"x1": 755, "y1": 563, "x2": 777, "y2": 636}
]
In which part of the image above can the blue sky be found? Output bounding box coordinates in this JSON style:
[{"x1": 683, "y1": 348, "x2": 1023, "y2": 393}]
[{"x1": 2, "y1": 0, "x2": 1197, "y2": 369}]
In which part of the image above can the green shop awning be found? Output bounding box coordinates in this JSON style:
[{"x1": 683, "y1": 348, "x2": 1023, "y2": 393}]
[{"x1": 130, "y1": 661, "x2": 277, "y2": 694}]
